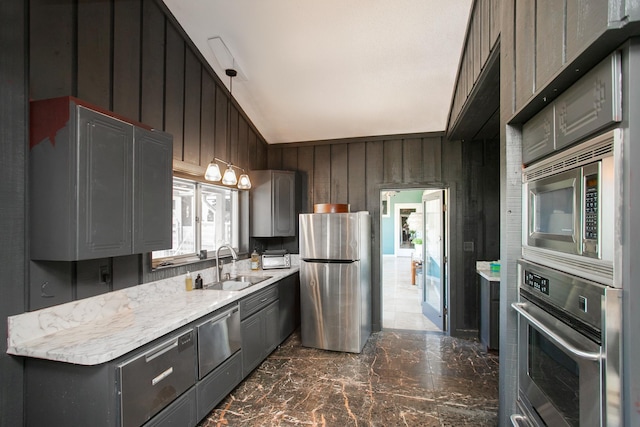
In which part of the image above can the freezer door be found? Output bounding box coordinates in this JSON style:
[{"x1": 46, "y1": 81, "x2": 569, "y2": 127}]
[
  {"x1": 300, "y1": 260, "x2": 367, "y2": 353},
  {"x1": 299, "y1": 213, "x2": 361, "y2": 260}
]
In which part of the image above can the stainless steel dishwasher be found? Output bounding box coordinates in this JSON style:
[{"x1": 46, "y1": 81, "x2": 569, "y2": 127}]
[
  {"x1": 117, "y1": 329, "x2": 196, "y2": 427},
  {"x1": 196, "y1": 304, "x2": 241, "y2": 379}
]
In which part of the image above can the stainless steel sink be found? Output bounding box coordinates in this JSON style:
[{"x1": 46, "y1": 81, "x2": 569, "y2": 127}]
[{"x1": 204, "y1": 275, "x2": 272, "y2": 291}]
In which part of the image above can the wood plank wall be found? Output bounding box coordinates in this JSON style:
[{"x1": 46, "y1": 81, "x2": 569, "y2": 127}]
[
  {"x1": 1, "y1": 1, "x2": 28, "y2": 425},
  {"x1": 263, "y1": 135, "x2": 500, "y2": 335}
]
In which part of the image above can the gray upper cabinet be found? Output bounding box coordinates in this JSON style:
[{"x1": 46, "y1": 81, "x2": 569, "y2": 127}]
[
  {"x1": 250, "y1": 170, "x2": 296, "y2": 237},
  {"x1": 29, "y1": 97, "x2": 172, "y2": 261},
  {"x1": 522, "y1": 103, "x2": 555, "y2": 165},
  {"x1": 554, "y1": 52, "x2": 621, "y2": 149}
]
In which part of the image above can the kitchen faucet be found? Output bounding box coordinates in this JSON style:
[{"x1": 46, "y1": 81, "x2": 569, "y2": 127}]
[{"x1": 216, "y1": 245, "x2": 238, "y2": 282}]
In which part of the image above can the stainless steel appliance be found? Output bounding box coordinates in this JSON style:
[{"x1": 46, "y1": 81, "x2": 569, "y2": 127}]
[
  {"x1": 510, "y1": 260, "x2": 622, "y2": 427},
  {"x1": 299, "y1": 211, "x2": 371, "y2": 353},
  {"x1": 262, "y1": 249, "x2": 291, "y2": 270},
  {"x1": 196, "y1": 304, "x2": 241, "y2": 379},
  {"x1": 522, "y1": 129, "x2": 618, "y2": 286},
  {"x1": 117, "y1": 329, "x2": 196, "y2": 427}
]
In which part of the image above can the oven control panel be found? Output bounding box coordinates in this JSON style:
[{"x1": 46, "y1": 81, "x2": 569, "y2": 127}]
[{"x1": 524, "y1": 270, "x2": 549, "y2": 295}]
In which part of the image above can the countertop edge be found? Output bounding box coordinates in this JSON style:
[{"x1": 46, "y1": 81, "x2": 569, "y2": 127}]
[{"x1": 7, "y1": 265, "x2": 299, "y2": 365}]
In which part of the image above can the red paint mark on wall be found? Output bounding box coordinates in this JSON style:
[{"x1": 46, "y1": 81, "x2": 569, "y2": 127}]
[
  {"x1": 30, "y1": 96, "x2": 154, "y2": 150},
  {"x1": 29, "y1": 97, "x2": 71, "y2": 149}
]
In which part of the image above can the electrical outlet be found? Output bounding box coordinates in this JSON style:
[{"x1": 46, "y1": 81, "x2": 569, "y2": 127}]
[{"x1": 99, "y1": 265, "x2": 111, "y2": 285}]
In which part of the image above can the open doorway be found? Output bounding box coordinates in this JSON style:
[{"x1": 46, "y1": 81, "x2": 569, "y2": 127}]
[{"x1": 381, "y1": 188, "x2": 449, "y2": 332}]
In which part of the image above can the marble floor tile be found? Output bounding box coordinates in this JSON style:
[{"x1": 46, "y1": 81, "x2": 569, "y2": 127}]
[{"x1": 198, "y1": 330, "x2": 498, "y2": 427}]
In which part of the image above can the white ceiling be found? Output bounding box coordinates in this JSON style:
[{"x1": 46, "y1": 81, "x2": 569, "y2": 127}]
[{"x1": 162, "y1": 0, "x2": 472, "y2": 144}]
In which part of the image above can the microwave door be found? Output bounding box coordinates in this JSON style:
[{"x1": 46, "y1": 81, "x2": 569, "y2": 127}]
[{"x1": 527, "y1": 168, "x2": 582, "y2": 255}]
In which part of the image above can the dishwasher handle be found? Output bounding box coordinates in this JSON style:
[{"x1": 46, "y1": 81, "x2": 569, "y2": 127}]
[{"x1": 201, "y1": 306, "x2": 239, "y2": 327}]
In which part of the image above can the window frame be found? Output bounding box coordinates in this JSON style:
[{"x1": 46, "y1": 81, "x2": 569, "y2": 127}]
[{"x1": 152, "y1": 177, "x2": 239, "y2": 267}]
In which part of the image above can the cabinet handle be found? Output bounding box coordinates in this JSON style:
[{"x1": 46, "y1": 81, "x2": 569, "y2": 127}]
[
  {"x1": 145, "y1": 339, "x2": 178, "y2": 362},
  {"x1": 151, "y1": 367, "x2": 173, "y2": 386}
]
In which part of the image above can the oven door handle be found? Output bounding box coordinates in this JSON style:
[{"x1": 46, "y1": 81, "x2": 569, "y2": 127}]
[{"x1": 512, "y1": 302, "x2": 601, "y2": 361}]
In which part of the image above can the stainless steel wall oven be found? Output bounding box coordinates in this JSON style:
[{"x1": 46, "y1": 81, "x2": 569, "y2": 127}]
[{"x1": 511, "y1": 260, "x2": 622, "y2": 427}]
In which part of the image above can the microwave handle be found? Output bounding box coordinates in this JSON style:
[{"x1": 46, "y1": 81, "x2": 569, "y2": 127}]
[{"x1": 511, "y1": 302, "x2": 601, "y2": 361}]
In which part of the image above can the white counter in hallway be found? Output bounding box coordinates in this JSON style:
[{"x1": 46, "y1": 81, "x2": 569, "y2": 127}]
[{"x1": 6, "y1": 258, "x2": 299, "y2": 365}]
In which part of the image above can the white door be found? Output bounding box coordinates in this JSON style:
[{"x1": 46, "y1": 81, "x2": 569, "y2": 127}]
[{"x1": 421, "y1": 190, "x2": 446, "y2": 330}]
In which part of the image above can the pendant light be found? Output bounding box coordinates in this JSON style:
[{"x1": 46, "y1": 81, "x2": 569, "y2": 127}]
[{"x1": 202, "y1": 67, "x2": 251, "y2": 190}]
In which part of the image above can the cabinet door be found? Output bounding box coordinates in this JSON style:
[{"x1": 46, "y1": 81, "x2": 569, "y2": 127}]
[
  {"x1": 264, "y1": 301, "x2": 280, "y2": 354},
  {"x1": 241, "y1": 313, "x2": 264, "y2": 377},
  {"x1": 566, "y1": 0, "x2": 608, "y2": 62},
  {"x1": 522, "y1": 104, "x2": 554, "y2": 165},
  {"x1": 77, "y1": 107, "x2": 133, "y2": 259},
  {"x1": 272, "y1": 171, "x2": 295, "y2": 236},
  {"x1": 278, "y1": 274, "x2": 300, "y2": 342},
  {"x1": 133, "y1": 127, "x2": 173, "y2": 253}
]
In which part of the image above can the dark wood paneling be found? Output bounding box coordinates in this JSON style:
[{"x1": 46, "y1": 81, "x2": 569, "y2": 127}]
[
  {"x1": 514, "y1": 0, "x2": 535, "y2": 111},
  {"x1": 281, "y1": 146, "x2": 298, "y2": 171},
  {"x1": 330, "y1": 144, "x2": 348, "y2": 203},
  {"x1": 238, "y1": 115, "x2": 249, "y2": 169},
  {"x1": 164, "y1": 23, "x2": 185, "y2": 159},
  {"x1": 113, "y1": 0, "x2": 141, "y2": 120},
  {"x1": 313, "y1": 145, "x2": 331, "y2": 204},
  {"x1": 214, "y1": 86, "x2": 228, "y2": 161},
  {"x1": 183, "y1": 48, "x2": 201, "y2": 165},
  {"x1": 403, "y1": 138, "x2": 422, "y2": 183},
  {"x1": 383, "y1": 139, "x2": 403, "y2": 183},
  {"x1": 200, "y1": 71, "x2": 216, "y2": 167},
  {"x1": 77, "y1": 0, "x2": 111, "y2": 108},
  {"x1": 536, "y1": 0, "x2": 564, "y2": 90},
  {"x1": 268, "y1": 145, "x2": 282, "y2": 169},
  {"x1": 423, "y1": 136, "x2": 442, "y2": 181},
  {"x1": 140, "y1": 0, "x2": 165, "y2": 130},
  {"x1": 1, "y1": 0, "x2": 27, "y2": 424},
  {"x1": 297, "y1": 146, "x2": 315, "y2": 213},
  {"x1": 248, "y1": 129, "x2": 257, "y2": 170},
  {"x1": 29, "y1": 0, "x2": 74, "y2": 100},
  {"x1": 229, "y1": 106, "x2": 239, "y2": 164},
  {"x1": 256, "y1": 136, "x2": 267, "y2": 169},
  {"x1": 347, "y1": 142, "x2": 366, "y2": 212},
  {"x1": 364, "y1": 140, "x2": 384, "y2": 331}
]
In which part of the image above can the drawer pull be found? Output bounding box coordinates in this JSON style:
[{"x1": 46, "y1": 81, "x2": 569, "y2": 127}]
[
  {"x1": 260, "y1": 298, "x2": 268, "y2": 303},
  {"x1": 151, "y1": 367, "x2": 174, "y2": 386}
]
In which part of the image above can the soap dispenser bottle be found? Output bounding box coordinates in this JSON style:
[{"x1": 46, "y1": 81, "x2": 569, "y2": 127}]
[
  {"x1": 185, "y1": 271, "x2": 193, "y2": 291},
  {"x1": 194, "y1": 274, "x2": 203, "y2": 289},
  {"x1": 251, "y1": 248, "x2": 260, "y2": 271}
]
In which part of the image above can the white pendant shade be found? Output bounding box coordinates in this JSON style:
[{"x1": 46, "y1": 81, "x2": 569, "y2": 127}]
[
  {"x1": 238, "y1": 173, "x2": 252, "y2": 189},
  {"x1": 204, "y1": 162, "x2": 222, "y2": 181},
  {"x1": 222, "y1": 166, "x2": 237, "y2": 185}
]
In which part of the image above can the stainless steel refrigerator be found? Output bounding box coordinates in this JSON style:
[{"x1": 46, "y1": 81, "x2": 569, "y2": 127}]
[{"x1": 299, "y1": 211, "x2": 371, "y2": 353}]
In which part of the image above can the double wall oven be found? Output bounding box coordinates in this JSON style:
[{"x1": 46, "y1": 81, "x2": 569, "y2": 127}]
[
  {"x1": 511, "y1": 260, "x2": 622, "y2": 427},
  {"x1": 514, "y1": 129, "x2": 623, "y2": 426}
]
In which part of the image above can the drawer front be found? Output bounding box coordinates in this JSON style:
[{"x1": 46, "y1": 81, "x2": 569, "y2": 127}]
[
  {"x1": 196, "y1": 350, "x2": 243, "y2": 421},
  {"x1": 118, "y1": 329, "x2": 196, "y2": 427},
  {"x1": 143, "y1": 387, "x2": 196, "y2": 427},
  {"x1": 240, "y1": 285, "x2": 279, "y2": 319},
  {"x1": 197, "y1": 305, "x2": 241, "y2": 379}
]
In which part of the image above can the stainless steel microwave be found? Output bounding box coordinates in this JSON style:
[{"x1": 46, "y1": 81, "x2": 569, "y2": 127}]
[{"x1": 523, "y1": 130, "x2": 616, "y2": 263}]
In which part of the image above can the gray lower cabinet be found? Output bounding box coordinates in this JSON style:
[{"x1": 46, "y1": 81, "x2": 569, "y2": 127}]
[
  {"x1": 278, "y1": 273, "x2": 300, "y2": 342},
  {"x1": 240, "y1": 285, "x2": 280, "y2": 377},
  {"x1": 25, "y1": 327, "x2": 197, "y2": 427},
  {"x1": 29, "y1": 96, "x2": 172, "y2": 261},
  {"x1": 479, "y1": 274, "x2": 499, "y2": 351},
  {"x1": 195, "y1": 351, "x2": 243, "y2": 421}
]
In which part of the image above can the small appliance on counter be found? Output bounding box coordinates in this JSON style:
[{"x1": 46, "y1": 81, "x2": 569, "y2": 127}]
[{"x1": 261, "y1": 249, "x2": 291, "y2": 270}]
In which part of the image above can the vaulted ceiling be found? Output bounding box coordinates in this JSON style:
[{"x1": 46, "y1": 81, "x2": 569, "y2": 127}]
[{"x1": 162, "y1": 1, "x2": 473, "y2": 144}]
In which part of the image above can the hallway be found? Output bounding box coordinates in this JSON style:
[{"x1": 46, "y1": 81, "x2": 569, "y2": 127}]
[{"x1": 382, "y1": 255, "x2": 441, "y2": 331}]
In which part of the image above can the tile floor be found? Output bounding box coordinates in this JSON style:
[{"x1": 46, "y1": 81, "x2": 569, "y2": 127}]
[
  {"x1": 382, "y1": 255, "x2": 441, "y2": 331},
  {"x1": 198, "y1": 331, "x2": 499, "y2": 426},
  {"x1": 197, "y1": 255, "x2": 499, "y2": 426}
]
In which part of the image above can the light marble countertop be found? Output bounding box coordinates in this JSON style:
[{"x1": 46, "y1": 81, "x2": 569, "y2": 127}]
[
  {"x1": 6, "y1": 259, "x2": 299, "y2": 366},
  {"x1": 476, "y1": 268, "x2": 501, "y2": 282}
]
